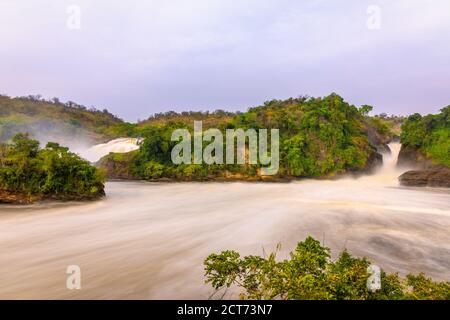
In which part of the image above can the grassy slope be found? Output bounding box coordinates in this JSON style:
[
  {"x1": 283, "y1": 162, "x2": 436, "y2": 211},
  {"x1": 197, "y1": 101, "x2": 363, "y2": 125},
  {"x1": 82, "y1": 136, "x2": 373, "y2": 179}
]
[{"x1": 0, "y1": 95, "x2": 126, "y2": 144}]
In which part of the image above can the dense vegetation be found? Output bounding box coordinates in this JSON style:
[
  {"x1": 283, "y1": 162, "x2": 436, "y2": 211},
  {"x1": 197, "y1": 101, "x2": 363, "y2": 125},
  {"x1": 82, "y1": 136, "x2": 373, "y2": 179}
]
[
  {"x1": 111, "y1": 94, "x2": 392, "y2": 180},
  {"x1": 1, "y1": 93, "x2": 397, "y2": 181},
  {"x1": 400, "y1": 106, "x2": 450, "y2": 167},
  {"x1": 0, "y1": 133, "x2": 105, "y2": 203},
  {"x1": 204, "y1": 236, "x2": 450, "y2": 300}
]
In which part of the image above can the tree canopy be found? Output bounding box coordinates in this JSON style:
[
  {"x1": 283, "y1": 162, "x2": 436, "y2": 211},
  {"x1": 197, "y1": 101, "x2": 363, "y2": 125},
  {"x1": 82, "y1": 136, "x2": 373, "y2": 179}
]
[
  {"x1": 204, "y1": 236, "x2": 450, "y2": 300},
  {"x1": 0, "y1": 133, "x2": 105, "y2": 201},
  {"x1": 122, "y1": 94, "x2": 389, "y2": 180},
  {"x1": 401, "y1": 106, "x2": 450, "y2": 167}
]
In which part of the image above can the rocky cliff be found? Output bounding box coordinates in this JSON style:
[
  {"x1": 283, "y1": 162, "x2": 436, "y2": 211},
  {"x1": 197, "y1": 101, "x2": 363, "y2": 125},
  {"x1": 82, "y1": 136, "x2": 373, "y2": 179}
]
[{"x1": 399, "y1": 168, "x2": 450, "y2": 188}]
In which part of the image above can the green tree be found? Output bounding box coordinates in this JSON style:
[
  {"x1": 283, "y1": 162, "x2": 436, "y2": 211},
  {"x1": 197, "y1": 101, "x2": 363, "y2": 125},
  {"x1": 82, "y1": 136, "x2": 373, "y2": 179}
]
[
  {"x1": 204, "y1": 236, "x2": 450, "y2": 300},
  {"x1": 401, "y1": 108, "x2": 450, "y2": 166},
  {"x1": 0, "y1": 133, "x2": 105, "y2": 201},
  {"x1": 359, "y1": 105, "x2": 374, "y2": 116}
]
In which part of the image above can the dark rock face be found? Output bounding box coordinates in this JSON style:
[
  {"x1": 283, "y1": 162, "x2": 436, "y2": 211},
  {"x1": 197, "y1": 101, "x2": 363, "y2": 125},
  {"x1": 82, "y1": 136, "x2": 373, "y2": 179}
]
[
  {"x1": 399, "y1": 168, "x2": 450, "y2": 188},
  {"x1": 365, "y1": 151, "x2": 384, "y2": 173},
  {"x1": 397, "y1": 145, "x2": 434, "y2": 169},
  {"x1": 366, "y1": 126, "x2": 391, "y2": 155},
  {"x1": 376, "y1": 144, "x2": 391, "y2": 155},
  {"x1": 397, "y1": 144, "x2": 450, "y2": 188}
]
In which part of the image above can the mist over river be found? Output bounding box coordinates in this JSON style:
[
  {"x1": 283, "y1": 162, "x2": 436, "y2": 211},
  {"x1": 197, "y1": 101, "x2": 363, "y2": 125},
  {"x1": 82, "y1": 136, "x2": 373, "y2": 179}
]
[{"x1": 0, "y1": 143, "x2": 449, "y2": 299}]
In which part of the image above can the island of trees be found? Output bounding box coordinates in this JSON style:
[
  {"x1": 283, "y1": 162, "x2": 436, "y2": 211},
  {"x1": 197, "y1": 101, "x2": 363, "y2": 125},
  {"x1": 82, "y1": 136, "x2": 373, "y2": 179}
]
[
  {"x1": 99, "y1": 94, "x2": 398, "y2": 181},
  {"x1": 0, "y1": 133, "x2": 105, "y2": 204}
]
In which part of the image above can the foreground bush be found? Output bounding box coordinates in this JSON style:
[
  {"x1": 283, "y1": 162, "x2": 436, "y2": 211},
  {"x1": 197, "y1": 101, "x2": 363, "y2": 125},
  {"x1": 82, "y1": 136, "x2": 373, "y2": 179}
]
[
  {"x1": 0, "y1": 133, "x2": 105, "y2": 202},
  {"x1": 204, "y1": 236, "x2": 450, "y2": 300}
]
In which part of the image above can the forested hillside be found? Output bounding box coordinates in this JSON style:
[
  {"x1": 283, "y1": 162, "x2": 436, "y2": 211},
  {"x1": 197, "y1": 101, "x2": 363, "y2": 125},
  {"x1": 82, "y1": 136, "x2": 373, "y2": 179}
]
[
  {"x1": 0, "y1": 95, "x2": 129, "y2": 146},
  {"x1": 1, "y1": 93, "x2": 399, "y2": 181},
  {"x1": 100, "y1": 94, "x2": 395, "y2": 180}
]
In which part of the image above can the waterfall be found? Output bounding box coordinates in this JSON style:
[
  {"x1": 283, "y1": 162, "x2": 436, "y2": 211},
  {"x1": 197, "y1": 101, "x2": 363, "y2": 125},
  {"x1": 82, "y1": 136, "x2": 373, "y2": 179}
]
[
  {"x1": 380, "y1": 142, "x2": 402, "y2": 173},
  {"x1": 356, "y1": 141, "x2": 404, "y2": 186},
  {"x1": 80, "y1": 138, "x2": 141, "y2": 162}
]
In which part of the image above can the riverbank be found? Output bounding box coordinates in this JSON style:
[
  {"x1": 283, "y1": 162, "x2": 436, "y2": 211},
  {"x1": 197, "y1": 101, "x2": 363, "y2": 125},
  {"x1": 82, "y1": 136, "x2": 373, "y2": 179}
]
[
  {"x1": 399, "y1": 168, "x2": 450, "y2": 188},
  {"x1": 0, "y1": 189, "x2": 106, "y2": 205},
  {"x1": 96, "y1": 147, "x2": 383, "y2": 182}
]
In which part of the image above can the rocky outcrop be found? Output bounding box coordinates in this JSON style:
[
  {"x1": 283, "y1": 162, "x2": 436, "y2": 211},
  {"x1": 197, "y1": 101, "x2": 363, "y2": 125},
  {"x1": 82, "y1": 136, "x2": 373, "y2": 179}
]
[
  {"x1": 363, "y1": 150, "x2": 384, "y2": 173},
  {"x1": 96, "y1": 151, "x2": 139, "y2": 180},
  {"x1": 367, "y1": 129, "x2": 386, "y2": 153},
  {"x1": 396, "y1": 144, "x2": 449, "y2": 188},
  {"x1": 366, "y1": 123, "x2": 396, "y2": 154},
  {"x1": 399, "y1": 168, "x2": 450, "y2": 188},
  {"x1": 397, "y1": 145, "x2": 435, "y2": 169}
]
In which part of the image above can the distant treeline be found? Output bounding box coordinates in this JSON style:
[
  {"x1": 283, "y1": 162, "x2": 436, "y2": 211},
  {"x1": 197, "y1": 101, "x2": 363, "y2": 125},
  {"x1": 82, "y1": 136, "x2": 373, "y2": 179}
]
[
  {"x1": 0, "y1": 94, "x2": 121, "y2": 118},
  {"x1": 0, "y1": 94, "x2": 124, "y2": 143}
]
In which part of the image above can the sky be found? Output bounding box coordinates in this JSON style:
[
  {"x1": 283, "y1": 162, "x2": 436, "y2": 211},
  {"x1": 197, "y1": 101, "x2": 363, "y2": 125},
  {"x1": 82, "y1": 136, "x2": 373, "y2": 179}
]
[{"x1": 0, "y1": 0, "x2": 449, "y2": 121}]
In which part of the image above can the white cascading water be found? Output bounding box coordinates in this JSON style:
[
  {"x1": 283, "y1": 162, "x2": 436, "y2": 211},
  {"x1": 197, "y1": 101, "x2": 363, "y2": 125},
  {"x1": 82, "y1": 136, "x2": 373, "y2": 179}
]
[
  {"x1": 1, "y1": 141, "x2": 449, "y2": 299},
  {"x1": 358, "y1": 142, "x2": 404, "y2": 186},
  {"x1": 382, "y1": 142, "x2": 401, "y2": 172},
  {"x1": 80, "y1": 137, "x2": 140, "y2": 162}
]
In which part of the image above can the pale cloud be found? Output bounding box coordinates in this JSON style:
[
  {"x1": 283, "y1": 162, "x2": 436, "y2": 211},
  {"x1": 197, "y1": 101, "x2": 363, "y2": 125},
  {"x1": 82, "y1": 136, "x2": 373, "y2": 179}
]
[{"x1": 0, "y1": 0, "x2": 449, "y2": 120}]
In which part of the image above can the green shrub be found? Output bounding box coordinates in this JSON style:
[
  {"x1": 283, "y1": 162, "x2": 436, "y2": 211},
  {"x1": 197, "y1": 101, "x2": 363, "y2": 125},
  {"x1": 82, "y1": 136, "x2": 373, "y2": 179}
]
[
  {"x1": 401, "y1": 107, "x2": 450, "y2": 166},
  {"x1": 0, "y1": 133, "x2": 105, "y2": 198},
  {"x1": 204, "y1": 236, "x2": 450, "y2": 300}
]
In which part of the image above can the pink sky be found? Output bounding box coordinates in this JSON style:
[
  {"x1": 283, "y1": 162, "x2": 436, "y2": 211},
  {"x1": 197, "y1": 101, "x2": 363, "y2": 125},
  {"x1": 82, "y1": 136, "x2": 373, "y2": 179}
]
[{"x1": 1, "y1": 0, "x2": 449, "y2": 121}]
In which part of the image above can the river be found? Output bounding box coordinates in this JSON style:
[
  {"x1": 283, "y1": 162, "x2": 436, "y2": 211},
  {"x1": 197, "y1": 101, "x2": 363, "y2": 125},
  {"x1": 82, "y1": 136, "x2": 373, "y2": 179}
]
[{"x1": 0, "y1": 143, "x2": 449, "y2": 299}]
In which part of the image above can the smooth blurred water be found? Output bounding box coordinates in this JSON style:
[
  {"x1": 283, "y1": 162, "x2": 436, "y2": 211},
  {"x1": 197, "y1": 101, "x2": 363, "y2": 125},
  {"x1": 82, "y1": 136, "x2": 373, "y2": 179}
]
[{"x1": 0, "y1": 143, "x2": 449, "y2": 299}]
